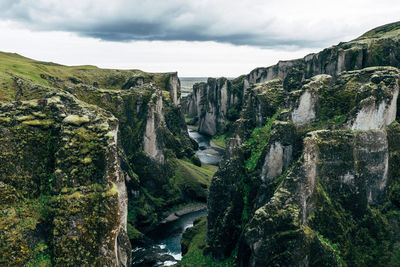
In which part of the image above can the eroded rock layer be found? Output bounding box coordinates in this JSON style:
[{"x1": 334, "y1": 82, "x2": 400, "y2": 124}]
[
  {"x1": 0, "y1": 53, "x2": 208, "y2": 266},
  {"x1": 205, "y1": 33, "x2": 400, "y2": 266},
  {"x1": 185, "y1": 22, "x2": 400, "y2": 137}
]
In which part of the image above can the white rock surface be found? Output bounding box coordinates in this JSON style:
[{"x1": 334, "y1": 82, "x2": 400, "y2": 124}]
[
  {"x1": 350, "y1": 87, "x2": 398, "y2": 130},
  {"x1": 143, "y1": 92, "x2": 165, "y2": 164},
  {"x1": 291, "y1": 90, "x2": 316, "y2": 126}
]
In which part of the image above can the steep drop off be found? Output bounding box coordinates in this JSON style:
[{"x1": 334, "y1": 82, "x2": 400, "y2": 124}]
[
  {"x1": 184, "y1": 21, "x2": 400, "y2": 136},
  {"x1": 182, "y1": 21, "x2": 400, "y2": 266},
  {"x1": 0, "y1": 52, "x2": 212, "y2": 266}
]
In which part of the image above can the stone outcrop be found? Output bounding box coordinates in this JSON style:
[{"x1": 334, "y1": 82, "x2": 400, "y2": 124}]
[
  {"x1": 0, "y1": 90, "x2": 131, "y2": 266},
  {"x1": 185, "y1": 21, "x2": 400, "y2": 137},
  {"x1": 0, "y1": 54, "x2": 204, "y2": 265},
  {"x1": 244, "y1": 129, "x2": 391, "y2": 266},
  {"x1": 143, "y1": 91, "x2": 166, "y2": 164},
  {"x1": 168, "y1": 73, "x2": 181, "y2": 106},
  {"x1": 185, "y1": 77, "x2": 242, "y2": 136},
  {"x1": 206, "y1": 62, "x2": 400, "y2": 266}
]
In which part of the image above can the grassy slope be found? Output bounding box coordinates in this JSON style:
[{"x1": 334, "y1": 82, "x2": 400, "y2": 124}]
[
  {"x1": 170, "y1": 159, "x2": 218, "y2": 202},
  {"x1": 0, "y1": 52, "x2": 223, "y2": 261},
  {"x1": 357, "y1": 21, "x2": 400, "y2": 40},
  {"x1": 211, "y1": 135, "x2": 227, "y2": 148},
  {"x1": 178, "y1": 217, "x2": 237, "y2": 267},
  {"x1": 0, "y1": 51, "x2": 173, "y2": 101}
]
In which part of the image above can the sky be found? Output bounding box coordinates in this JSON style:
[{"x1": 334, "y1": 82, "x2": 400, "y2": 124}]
[{"x1": 0, "y1": 0, "x2": 399, "y2": 77}]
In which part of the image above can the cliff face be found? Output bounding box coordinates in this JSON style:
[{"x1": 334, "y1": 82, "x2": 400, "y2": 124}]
[
  {"x1": 0, "y1": 54, "x2": 204, "y2": 265},
  {"x1": 206, "y1": 62, "x2": 400, "y2": 265},
  {"x1": 185, "y1": 22, "x2": 400, "y2": 137},
  {"x1": 66, "y1": 75, "x2": 205, "y2": 235},
  {"x1": 0, "y1": 89, "x2": 131, "y2": 266},
  {"x1": 185, "y1": 77, "x2": 243, "y2": 136}
]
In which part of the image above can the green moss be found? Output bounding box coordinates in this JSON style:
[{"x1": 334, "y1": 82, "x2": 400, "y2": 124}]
[
  {"x1": 62, "y1": 115, "x2": 90, "y2": 126},
  {"x1": 283, "y1": 66, "x2": 304, "y2": 91},
  {"x1": 212, "y1": 134, "x2": 227, "y2": 148},
  {"x1": 127, "y1": 223, "x2": 144, "y2": 240},
  {"x1": 318, "y1": 76, "x2": 358, "y2": 121},
  {"x1": 178, "y1": 217, "x2": 237, "y2": 267},
  {"x1": 245, "y1": 111, "x2": 279, "y2": 171},
  {"x1": 50, "y1": 184, "x2": 120, "y2": 266},
  {"x1": 25, "y1": 241, "x2": 51, "y2": 267},
  {"x1": 0, "y1": 195, "x2": 52, "y2": 266},
  {"x1": 22, "y1": 119, "x2": 54, "y2": 128}
]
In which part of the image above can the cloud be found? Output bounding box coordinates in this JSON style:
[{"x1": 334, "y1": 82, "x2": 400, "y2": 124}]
[
  {"x1": 0, "y1": 0, "x2": 399, "y2": 48},
  {"x1": 0, "y1": 20, "x2": 320, "y2": 77}
]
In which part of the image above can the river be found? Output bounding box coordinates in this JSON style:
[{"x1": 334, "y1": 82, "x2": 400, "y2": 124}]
[
  {"x1": 187, "y1": 128, "x2": 223, "y2": 166},
  {"x1": 132, "y1": 130, "x2": 222, "y2": 266}
]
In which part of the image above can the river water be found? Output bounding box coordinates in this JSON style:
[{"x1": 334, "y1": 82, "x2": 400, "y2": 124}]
[
  {"x1": 151, "y1": 209, "x2": 207, "y2": 266},
  {"x1": 187, "y1": 129, "x2": 222, "y2": 166},
  {"x1": 132, "y1": 130, "x2": 222, "y2": 266}
]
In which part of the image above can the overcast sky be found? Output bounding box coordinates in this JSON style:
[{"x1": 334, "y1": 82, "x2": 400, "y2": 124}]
[{"x1": 0, "y1": 0, "x2": 399, "y2": 77}]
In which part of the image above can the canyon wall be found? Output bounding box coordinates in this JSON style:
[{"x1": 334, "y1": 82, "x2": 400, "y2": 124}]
[
  {"x1": 185, "y1": 22, "x2": 400, "y2": 137},
  {"x1": 0, "y1": 56, "x2": 203, "y2": 265},
  {"x1": 206, "y1": 60, "x2": 400, "y2": 265}
]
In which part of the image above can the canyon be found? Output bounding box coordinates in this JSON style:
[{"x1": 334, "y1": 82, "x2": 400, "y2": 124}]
[{"x1": 1, "y1": 21, "x2": 400, "y2": 267}]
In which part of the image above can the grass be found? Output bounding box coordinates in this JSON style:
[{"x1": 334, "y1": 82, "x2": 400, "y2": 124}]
[
  {"x1": 163, "y1": 159, "x2": 219, "y2": 205},
  {"x1": 245, "y1": 111, "x2": 279, "y2": 172},
  {"x1": 0, "y1": 51, "x2": 172, "y2": 101},
  {"x1": 171, "y1": 159, "x2": 218, "y2": 193},
  {"x1": 179, "y1": 159, "x2": 218, "y2": 180},
  {"x1": 0, "y1": 194, "x2": 52, "y2": 266},
  {"x1": 357, "y1": 21, "x2": 400, "y2": 41},
  {"x1": 211, "y1": 134, "x2": 227, "y2": 148},
  {"x1": 316, "y1": 233, "x2": 344, "y2": 266},
  {"x1": 178, "y1": 217, "x2": 237, "y2": 267}
]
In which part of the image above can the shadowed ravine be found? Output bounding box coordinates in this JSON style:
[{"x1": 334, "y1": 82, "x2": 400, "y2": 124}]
[{"x1": 131, "y1": 130, "x2": 221, "y2": 266}]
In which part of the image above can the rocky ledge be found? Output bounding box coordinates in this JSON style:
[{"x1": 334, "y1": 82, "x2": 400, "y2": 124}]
[{"x1": 0, "y1": 90, "x2": 131, "y2": 266}]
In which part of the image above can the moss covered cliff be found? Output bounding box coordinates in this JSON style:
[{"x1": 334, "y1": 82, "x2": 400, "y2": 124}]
[
  {"x1": 185, "y1": 21, "x2": 400, "y2": 138},
  {"x1": 0, "y1": 52, "x2": 210, "y2": 265},
  {"x1": 182, "y1": 22, "x2": 400, "y2": 267}
]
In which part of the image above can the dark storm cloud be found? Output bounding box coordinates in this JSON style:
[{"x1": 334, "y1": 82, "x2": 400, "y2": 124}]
[{"x1": 0, "y1": 0, "x2": 398, "y2": 48}]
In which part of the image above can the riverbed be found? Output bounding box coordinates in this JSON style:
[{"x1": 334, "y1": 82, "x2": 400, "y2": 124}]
[
  {"x1": 132, "y1": 130, "x2": 223, "y2": 266},
  {"x1": 187, "y1": 128, "x2": 223, "y2": 166}
]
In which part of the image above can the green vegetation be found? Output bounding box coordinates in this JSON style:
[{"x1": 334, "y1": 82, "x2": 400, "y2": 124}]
[
  {"x1": 126, "y1": 158, "x2": 217, "y2": 242},
  {"x1": 316, "y1": 233, "x2": 343, "y2": 266},
  {"x1": 358, "y1": 21, "x2": 400, "y2": 40},
  {"x1": 0, "y1": 195, "x2": 51, "y2": 266},
  {"x1": 211, "y1": 134, "x2": 227, "y2": 148},
  {"x1": 318, "y1": 77, "x2": 358, "y2": 121},
  {"x1": 245, "y1": 111, "x2": 279, "y2": 171},
  {"x1": 169, "y1": 159, "x2": 217, "y2": 202},
  {"x1": 204, "y1": 65, "x2": 400, "y2": 265},
  {"x1": 178, "y1": 217, "x2": 237, "y2": 267},
  {"x1": 0, "y1": 51, "x2": 174, "y2": 101},
  {"x1": 0, "y1": 52, "x2": 213, "y2": 255},
  {"x1": 25, "y1": 241, "x2": 51, "y2": 267}
]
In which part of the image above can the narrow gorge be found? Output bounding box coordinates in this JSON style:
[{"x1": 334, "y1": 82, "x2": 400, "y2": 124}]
[
  {"x1": 181, "y1": 21, "x2": 400, "y2": 267},
  {"x1": 2, "y1": 21, "x2": 400, "y2": 267}
]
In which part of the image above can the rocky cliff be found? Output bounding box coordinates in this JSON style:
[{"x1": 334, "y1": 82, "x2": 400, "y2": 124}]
[
  {"x1": 185, "y1": 77, "x2": 243, "y2": 136},
  {"x1": 204, "y1": 22, "x2": 400, "y2": 267},
  {"x1": 0, "y1": 89, "x2": 131, "y2": 266},
  {"x1": 0, "y1": 52, "x2": 206, "y2": 265},
  {"x1": 185, "y1": 21, "x2": 400, "y2": 136}
]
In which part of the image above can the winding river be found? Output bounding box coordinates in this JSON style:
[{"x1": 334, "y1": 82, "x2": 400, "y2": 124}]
[
  {"x1": 132, "y1": 130, "x2": 222, "y2": 266},
  {"x1": 188, "y1": 128, "x2": 223, "y2": 166}
]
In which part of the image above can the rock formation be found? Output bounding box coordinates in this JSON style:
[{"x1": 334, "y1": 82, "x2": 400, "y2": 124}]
[
  {"x1": 203, "y1": 22, "x2": 400, "y2": 267},
  {"x1": 0, "y1": 89, "x2": 131, "y2": 266},
  {"x1": 0, "y1": 53, "x2": 204, "y2": 265},
  {"x1": 185, "y1": 21, "x2": 400, "y2": 137}
]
